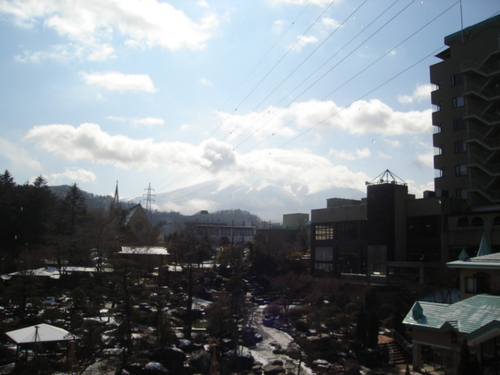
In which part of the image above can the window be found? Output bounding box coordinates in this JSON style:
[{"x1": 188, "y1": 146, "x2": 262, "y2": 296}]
[
  {"x1": 454, "y1": 141, "x2": 467, "y2": 153},
  {"x1": 455, "y1": 165, "x2": 468, "y2": 176},
  {"x1": 315, "y1": 224, "x2": 334, "y2": 240},
  {"x1": 315, "y1": 247, "x2": 333, "y2": 261},
  {"x1": 456, "y1": 189, "x2": 468, "y2": 199},
  {"x1": 466, "y1": 277, "x2": 477, "y2": 293},
  {"x1": 466, "y1": 272, "x2": 490, "y2": 294},
  {"x1": 493, "y1": 215, "x2": 500, "y2": 226},
  {"x1": 453, "y1": 118, "x2": 466, "y2": 130},
  {"x1": 471, "y1": 217, "x2": 483, "y2": 227},
  {"x1": 452, "y1": 96, "x2": 465, "y2": 108},
  {"x1": 451, "y1": 73, "x2": 464, "y2": 86}
]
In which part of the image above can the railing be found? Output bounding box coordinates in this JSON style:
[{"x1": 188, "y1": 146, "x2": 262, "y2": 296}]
[
  {"x1": 392, "y1": 330, "x2": 412, "y2": 354},
  {"x1": 460, "y1": 44, "x2": 500, "y2": 75},
  {"x1": 468, "y1": 130, "x2": 500, "y2": 149},
  {"x1": 465, "y1": 105, "x2": 500, "y2": 125},
  {"x1": 468, "y1": 155, "x2": 500, "y2": 175},
  {"x1": 469, "y1": 180, "x2": 500, "y2": 201},
  {"x1": 464, "y1": 80, "x2": 500, "y2": 100}
]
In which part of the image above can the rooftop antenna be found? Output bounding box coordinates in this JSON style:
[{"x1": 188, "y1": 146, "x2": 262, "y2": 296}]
[{"x1": 143, "y1": 183, "x2": 155, "y2": 223}]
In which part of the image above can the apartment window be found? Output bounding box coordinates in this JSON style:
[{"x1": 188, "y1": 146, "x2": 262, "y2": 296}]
[
  {"x1": 454, "y1": 141, "x2": 467, "y2": 153},
  {"x1": 452, "y1": 96, "x2": 465, "y2": 108},
  {"x1": 455, "y1": 165, "x2": 468, "y2": 176},
  {"x1": 456, "y1": 189, "x2": 468, "y2": 199},
  {"x1": 451, "y1": 73, "x2": 464, "y2": 86},
  {"x1": 315, "y1": 246, "x2": 333, "y2": 261},
  {"x1": 315, "y1": 224, "x2": 334, "y2": 240},
  {"x1": 453, "y1": 118, "x2": 466, "y2": 130}
]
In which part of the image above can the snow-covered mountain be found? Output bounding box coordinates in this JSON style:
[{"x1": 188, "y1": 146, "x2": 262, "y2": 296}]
[{"x1": 142, "y1": 181, "x2": 365, "y2": 223}]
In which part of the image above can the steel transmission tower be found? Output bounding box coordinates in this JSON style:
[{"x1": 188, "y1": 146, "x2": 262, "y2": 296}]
[{"x1": 143, "y1": 183, "x2": 155, "y2": 223}]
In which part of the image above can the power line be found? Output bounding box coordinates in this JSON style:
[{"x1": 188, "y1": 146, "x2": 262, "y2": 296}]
[{"x1": 156, "y1": 1, "x2": 459, "y2": 205}]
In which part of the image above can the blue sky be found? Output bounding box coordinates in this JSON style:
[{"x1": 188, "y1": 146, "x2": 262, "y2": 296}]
[{"x1": 1, "y1": 0, "x2": 499, "y2": 219}]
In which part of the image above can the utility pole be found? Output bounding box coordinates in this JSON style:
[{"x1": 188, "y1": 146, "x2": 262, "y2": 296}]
[{"x1": 143, "y1": 183, "x2": 155, "y2": 223}]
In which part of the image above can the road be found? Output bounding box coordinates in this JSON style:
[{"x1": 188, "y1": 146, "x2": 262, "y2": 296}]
[{"x1": 249, "y1": 306, "x2": 313, "y2": 375}]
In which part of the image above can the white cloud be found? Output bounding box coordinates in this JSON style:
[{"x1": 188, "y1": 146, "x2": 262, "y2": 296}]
[
  {"x1": 23, "y1": 122, "x2": 371, "y2": 195},
  {"x1": 24, "y1": 123, "x2": 196, "y2": 171},
  {"x1": 132, "y1": 117, "x2": 164, "y2": 127},
  {"x1": 329, "y1": 147, "x2": 371, "y2": 160},
  {"x1": 384, "y1": 139, "x2": 402, "y2": 148},
  {"x1": 0, "y1": 138, "x2": 42, "y2": 172},
  {"x1": 398, "y1": 84, "x2": 433, "y2": 104},
  {"x1": 107, "y1": 116, "x2": 164, "y2": 127},
  {"x1": 199, "y1": 77, "x2": 212, "y2": 85},
  {"x1": 48, "y1": 168, "x2": 97, "y2": 183},
  {"x1": 272, "y1": 20, "x2": 284, "y2": 34},
  {"x1": 217, "y1": 98, "x2": 432, "y2": 143},
  {"x1": 289, "y1": 35, "x2": 318, "y2": 52},
  {"x1": 291, "y1": 98, "x2": 432, "y2": 136},
  {"x1": 14, "y1": 43, "x2": 87, "y2": 63},
  {"x1": 413, "y1": 151, "x2": 434, "y2": 169},
  {"x1": 80, "y1": 71, "x2": 157, "y2": 93},
  {"x1": 320, "y1": 17, "x2": 341, "y2": 30},
  {"x1": 1, "y1": 0, "x2": 220, "y2": 60}
]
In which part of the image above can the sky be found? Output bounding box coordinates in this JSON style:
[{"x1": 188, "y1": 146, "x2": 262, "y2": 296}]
[{"x1": 1, "y1": 0, "x2": 499, "y2": 220}]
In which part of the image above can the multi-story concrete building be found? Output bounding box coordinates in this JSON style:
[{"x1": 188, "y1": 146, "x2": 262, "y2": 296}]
[
  {"x1": 431, "y1": 14, "x2": 500, "y2": 204},
  {"x1": 310, "y1": 15, "x2": 500, "y2": 286}
]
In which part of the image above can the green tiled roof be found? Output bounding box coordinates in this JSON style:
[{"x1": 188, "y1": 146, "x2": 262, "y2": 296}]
[
  {"x1": 403, "y1": 294, "x2": 500, "y2": 336},
  {"x1": 447, "y1": 252, "x2": 500, "y2": 269}
]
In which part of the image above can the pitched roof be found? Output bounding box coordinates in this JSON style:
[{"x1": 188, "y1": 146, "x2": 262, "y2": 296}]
[
  {"x1": 447, "y1": 252, "x2": 500, "y2": 269},
  {"x1": 119, "y1": 246, "x2": 169, "y2": 256},
  {"x1": 403, "y1": 294, "x2": 500, "y2": 342},
  {"x1": 6, "y1": 323, "x2": 77, "y2": 344}
]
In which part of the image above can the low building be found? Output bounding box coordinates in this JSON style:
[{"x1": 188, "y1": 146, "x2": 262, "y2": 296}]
[
  {"x1": 403, "y1": 294, "x2": 500, "y2": 373},
  {"x1": 447, "y1": 248, "x2": 500, "y2": 299},
  {"x1": 118, "y1": 246, "x2": 169, "y2": 274}
]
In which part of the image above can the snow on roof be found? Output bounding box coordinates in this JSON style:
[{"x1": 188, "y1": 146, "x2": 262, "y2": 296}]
[
  {"x1": 403, "y1": 294, "x2": 500, "y2": 338},
  {"x1": 6, "y1": 323, "x2": 78, "y2": 344},
  {"x1": 8, "y1": 266, "x2": 111, "y2": 279},
  {"x1": 119, "y1": 246, "x2": 169, "y2": 256},
  {"x1": 447, "y1": 252, "x2": 500, "y2": 269}
]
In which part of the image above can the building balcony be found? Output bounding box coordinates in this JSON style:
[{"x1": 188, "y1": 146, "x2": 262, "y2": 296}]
[
  {"x1": 467, "y1": 130, "x2": 500, "y2": 151},
  {"x1": 463, "y1": 80, "x2": 500, "y2": 101},
  {"x1": 469, "y1": 179, "x2": 500, "y2": 202},
  {"x1": 460, "y1": 47, "x2": 500, "y2": 77},
  {"x1": 467, "y1": 155, "x2": 500, "y2": 176},
  {"x1": 464, "y1": 106, "x2": 500, "y2": 125}
]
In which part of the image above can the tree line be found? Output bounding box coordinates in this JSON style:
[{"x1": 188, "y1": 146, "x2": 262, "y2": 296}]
[{"x1": 0, "y1": 170, "x2": 156, "y2": 275}]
